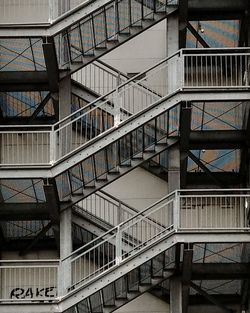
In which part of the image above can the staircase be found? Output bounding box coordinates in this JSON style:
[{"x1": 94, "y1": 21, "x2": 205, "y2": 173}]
[
  {"x1": 59, "y1": 189, "x2": 250, "y2": 312},
  {"x1": 1, "y1": 189, "x2": 249, "y2": 313},
  {"x1": 0, "y1": 0, "x2": 178, "y2": 76},
  {"x1": 53, "y1": 0, "x2": 179, "y2": 74}
]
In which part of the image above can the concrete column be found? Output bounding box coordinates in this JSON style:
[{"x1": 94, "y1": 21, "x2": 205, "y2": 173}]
[
  {"x1": 58, "y1": 76, "x2": 72, "y2": 295},
  {"x1": 59, "y1": 75, "x2": 71, "y2": 120},
  {"x1": 168, "y1": 144, "x2": 180, "y2": 193},
  {"x1": 166, "y1": 13, "x2": 180, "y2": 93},
  {"x1": 170, "y1": 277, "x2": 182, "y2": 313},
  {"x1": 58, "y1": 75, "x2": 71, "y2": 157},
  {"x1": 59, "y1": 208, "x2": 72, "y2": 295},
  {"x1": 167, "y1": 13, "x2": 179, "y2": 56}
]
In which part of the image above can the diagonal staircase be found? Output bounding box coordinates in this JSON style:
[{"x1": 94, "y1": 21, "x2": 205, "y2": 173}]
[
  {"x1": 60, "y1": 191, "x2": 177, "y2": 312},
  {"x1": 52, "y1": 0, "x2": 179, "y2": 74},
  {"x1": 59, "y1": 189, "x2": 250, "y2": 312}
]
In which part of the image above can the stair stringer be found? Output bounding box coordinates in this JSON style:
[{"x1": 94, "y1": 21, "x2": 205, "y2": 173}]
[{"x1": 59, "y1": 230, "x2": 177, "y2": 311}]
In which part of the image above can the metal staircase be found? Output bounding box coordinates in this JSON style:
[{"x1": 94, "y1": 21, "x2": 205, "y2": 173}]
[
  {"x1": 1, "y1": 189, "x2": 250, "y2": 312},
  {"x1": 0, "y1": 0, "x2": 178, "y2": 77},
  {"x1": 53, "y1": 0, "x2": 178, "y2": 74},
  {"x1": 59, "y1": 189, "x2": 250, "y2": 312}
]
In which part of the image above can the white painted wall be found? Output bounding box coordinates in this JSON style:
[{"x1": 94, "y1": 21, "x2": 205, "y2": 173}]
[
  {"x1": 104, "y1": 167, "x2": 168, "y2": 210},
  {"x1": 116, "y1": 292, "x2": 170, "y2": 313},
  {"x1": 101, "y1": 20, "x2": 167, "y2": 74}
]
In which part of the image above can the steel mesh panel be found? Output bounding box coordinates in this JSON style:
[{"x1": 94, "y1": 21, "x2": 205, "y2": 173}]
[
  {"x1": 105, "y1": 4, "x2": 116, "y2": 39},
  {"x1": 152, "y1": 253, "x2": 164, "y2": 277},
  {"x1": 130, "y1": 0, "x2": 142, "y2": 26},
  {"x1": 68, "y1": 25, "x2": 83, "y2": 62},
  {"x1": 117, "y1": 0, "x2": 131, "y2": 33},
  {"x1": 0, "y1": 38, "x2": 45, "y2": 71},
  {"x1": 115, "y1": 276, "x2": 127, "y2": 298},
  {"x1": 3, "y1": 220, "x2": 53, "y2": 239},
  {"x1": 89, "y1": 291, "x2": 103, "y2": 313},
  {"x1": 139, "y1": 260, "x2": 151, "y2": 284},
  {"x1": 81, "y1": 156, "x2": 95, "y2": 185},
  {"x1": 127, "y1": 268, "x2": 139, "y2": 291},
  {"x1": 1, "y1": 179, "x2": 45, "y2": 203},
  {"x1": 193, "y1": 243, "x2": 243, "y2": 264},
  {"x1": 77, "y1": 298, "x2": 90, "y2": 313},
  {"x1": 80, "y1": 18, "x2": 95, "y2": 55},
  {"x1": 69, "y1": 164, "x2": 84, "y2": 194},
  {"x1": 93, "y1": 9, "x2": 107, "y2": 48},
  {"x1": 94, "y1": 149, "x2": 108, "y2": 179},
  {"x1": 102, "y1": 283, "x2": 116, "y2": 306},
  {"x1": 0, "y1": 91, "x2": 54, "y2": 117},
  {"x1": 55, "y1": 173, "x2": 71, "y2": 201}
]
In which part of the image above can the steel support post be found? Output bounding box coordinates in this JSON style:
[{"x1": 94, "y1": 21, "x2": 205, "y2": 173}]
[{"x1": 170, "y1": 276, "x2": 182, "y2": 313}]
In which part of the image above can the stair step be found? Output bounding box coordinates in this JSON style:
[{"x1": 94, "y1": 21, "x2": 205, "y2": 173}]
[
  {"x1": 95, "y1": 46, "x2": 107, "y2": 50},
  {"x1": 96, "y1": 178, "x2": 108, "y2": 182}
]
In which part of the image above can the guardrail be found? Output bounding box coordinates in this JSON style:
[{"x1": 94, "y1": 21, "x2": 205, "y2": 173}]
[
  {"x1": 0, "y1": 49, "x2": 249, "y2": 167},
  {"x1": 61, "y1": 189, "x2": 250, "y2": 293},
  {"x1": 0, "y1": 260, "x2": 59, "y2": 301}
]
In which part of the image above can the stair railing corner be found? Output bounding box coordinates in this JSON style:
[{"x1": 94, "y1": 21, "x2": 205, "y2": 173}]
[{"x1": 173, "y1": 190, "x2": 180, "y2": 231}]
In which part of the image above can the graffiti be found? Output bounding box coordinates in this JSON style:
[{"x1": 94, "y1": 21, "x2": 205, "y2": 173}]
[{"x1": 10, "y1": 287, "x2": 56, "y2": 299}]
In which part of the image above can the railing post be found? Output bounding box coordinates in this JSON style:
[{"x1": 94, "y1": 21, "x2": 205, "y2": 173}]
[
  {"x1": 115, "y1": 226, "x2": 122, "y2": 265},
  {"x1": 58, "y1": 259, "x2": 71, "y2": 297},
  {"x1": 114, "y1": 88, "x2": 122, "y2": 126},
  {"x1": 117, "y1": 201, "x2": 121, "y2": 224},
  {"x1": 173, "y1": 191, "x2": 180, "y2": 230},
  {"x1": 49, "y1": 128, "x2": 55, "y2": 165},
  {"x1": 179, "y1": 50, "x2": 184, "y2": 89}
]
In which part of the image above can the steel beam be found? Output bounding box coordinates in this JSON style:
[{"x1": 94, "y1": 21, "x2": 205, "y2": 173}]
[
  {"x1": 178, "y1": 0, "x2": 188, "y2": 49},
  {"x1": 44, "y1": 183, "x2": 60, "y2": 253},
  {"x1": 28, "y1": 93, "x2": 51, "y2": 122},
  {"x1": 189, "y1": 130, "x2": 246, "y2": 149},
  {"x1": 42, "y1": 40, "x2": 59, "y2": 92},
  {"x1": 0, "y1": 72, "x2": 49, "y2": 91},
  {"x1": 186, "y1": 22, "x2": 210, "y2": 48},
  {"x1": 191, "y1": 263, "x2": 250, "y2": 280},
  {"x1": 0, "y1": 203, "x2": 49, "y2": 220},
  {"x1": 187, "y1": 172, "x2": 243, "y2": 186},
  {"x1": 188, "y1": 0, "x2": 246, "y2": 20},
  {"x1": 180, "y1": 102, "x2": 192, "y2": 188},
  {"x1": 182, "y1": 247, "x2": 193, "y2": 313}
]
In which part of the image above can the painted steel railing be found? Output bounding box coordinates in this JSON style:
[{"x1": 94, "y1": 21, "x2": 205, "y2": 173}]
[
  {"x1": 61, "y1": 189, "x2": 250, "y2": 294},
  {"x1": 0, "y1": 49, "x2": 249, "y2": 167},
  {"x1": 0, "y1": 260, "x2": 59, "y2": 301}
]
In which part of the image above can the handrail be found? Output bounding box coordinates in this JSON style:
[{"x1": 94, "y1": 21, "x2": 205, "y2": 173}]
[
  {"x1": 62, "y1": 190, "x2": 176, "y2": 261},
  {"x1": 54, "y1": 50, "x2": 180, "y2": 128}
]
